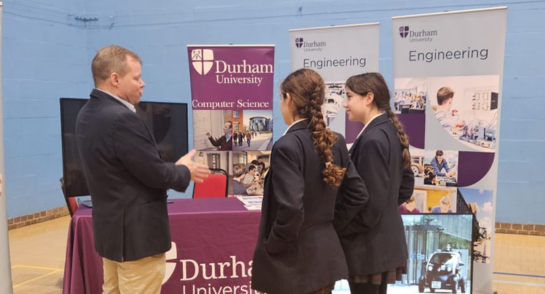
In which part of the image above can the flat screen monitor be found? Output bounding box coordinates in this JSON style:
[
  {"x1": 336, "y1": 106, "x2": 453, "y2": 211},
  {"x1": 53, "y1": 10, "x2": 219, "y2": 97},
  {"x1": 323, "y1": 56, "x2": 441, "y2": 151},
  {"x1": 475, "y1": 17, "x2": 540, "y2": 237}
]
[
  {"x1": 60, "y1": 98, "x2": 188, "y2": 197},
  {"x1": 389, "y1": 213, "x2": 474, "y2": 293}
]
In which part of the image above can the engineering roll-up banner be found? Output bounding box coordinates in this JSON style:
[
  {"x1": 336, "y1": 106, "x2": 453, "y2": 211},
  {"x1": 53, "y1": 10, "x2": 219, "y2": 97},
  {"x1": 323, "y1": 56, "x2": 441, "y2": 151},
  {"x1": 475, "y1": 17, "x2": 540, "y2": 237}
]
[
  {"x1": 392, "y1": 7, "x2": 507, "y2": 294},
  {"x1": 0, "y1": 3, "x2": 14, "y2": 294},
  {"x1": 289, "y1": 24, "x2": 379, "y2": 145}
]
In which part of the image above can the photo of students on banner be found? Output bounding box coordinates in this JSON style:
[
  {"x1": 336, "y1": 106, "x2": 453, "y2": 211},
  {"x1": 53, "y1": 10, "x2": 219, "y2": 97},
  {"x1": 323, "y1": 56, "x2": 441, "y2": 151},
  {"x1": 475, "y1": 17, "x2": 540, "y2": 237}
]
[
  {"x1": 231, "y1": 151, "x2": 269, "y2": 196},
  {"x1": 394, "y1": 78, "x2": 427, "y2": 114},
  {"x1": 193, "y1": 110, "x2": 233, "y2": 151},
  {"x1": 232, "y1": 110, "x2": 273, "y2": 151},
  {"x1": 424, "y1": 149, "x2": 458, "y2": 187},
  {"x1": 399, "y1": 190, "x2": 425, "y2": 214},
  {"x1": 400, "y1": 187, "x2": 457, "y2": 214},
  {"x1": 389, "y1": 214, "x2": 473, "y2": 293},
  {"x1": 428, "y1": 75, "x2": 500, "y2": 152}
]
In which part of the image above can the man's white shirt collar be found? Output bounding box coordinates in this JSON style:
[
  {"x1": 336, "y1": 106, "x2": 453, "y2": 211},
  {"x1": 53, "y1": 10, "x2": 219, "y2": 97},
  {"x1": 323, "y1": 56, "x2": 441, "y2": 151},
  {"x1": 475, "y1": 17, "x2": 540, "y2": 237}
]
[{"x1": 96, "y1": 88, "x2": 136, "y2": 113}]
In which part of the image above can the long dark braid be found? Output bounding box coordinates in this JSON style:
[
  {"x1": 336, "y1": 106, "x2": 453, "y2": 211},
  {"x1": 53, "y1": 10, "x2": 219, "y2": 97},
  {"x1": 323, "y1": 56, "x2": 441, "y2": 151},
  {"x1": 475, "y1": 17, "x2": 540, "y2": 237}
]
[{"x1": 281, "y1": 69, "x2": 346, "y2": 187}]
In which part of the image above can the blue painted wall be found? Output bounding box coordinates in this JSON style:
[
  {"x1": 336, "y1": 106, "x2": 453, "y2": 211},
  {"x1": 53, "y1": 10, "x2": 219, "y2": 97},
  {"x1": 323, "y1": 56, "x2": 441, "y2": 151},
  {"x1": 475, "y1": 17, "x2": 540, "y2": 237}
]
[
  {"x1": 2, "y1": 0, "x2": 88, "y2": 218},
  {"x1": 2, "y1": 0, "x2": 544, "y2": 224}
]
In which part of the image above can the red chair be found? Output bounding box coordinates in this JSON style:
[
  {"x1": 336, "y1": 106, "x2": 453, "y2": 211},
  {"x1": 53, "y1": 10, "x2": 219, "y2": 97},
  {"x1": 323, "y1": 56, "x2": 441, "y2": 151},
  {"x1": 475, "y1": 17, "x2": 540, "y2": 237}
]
[
  {"x1": 192, "y1": 169, "x2": 228, "y2": 198},
  {"x1": 60, "y1": 177, "x2": 79, "y2": 217}
]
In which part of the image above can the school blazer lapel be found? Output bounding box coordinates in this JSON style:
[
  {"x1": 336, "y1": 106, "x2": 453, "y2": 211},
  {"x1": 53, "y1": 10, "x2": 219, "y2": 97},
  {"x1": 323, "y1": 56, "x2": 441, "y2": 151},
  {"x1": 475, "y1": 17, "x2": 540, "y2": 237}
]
[{"x1": 348, "y1": 114, "x2": 390, "y2": 157}]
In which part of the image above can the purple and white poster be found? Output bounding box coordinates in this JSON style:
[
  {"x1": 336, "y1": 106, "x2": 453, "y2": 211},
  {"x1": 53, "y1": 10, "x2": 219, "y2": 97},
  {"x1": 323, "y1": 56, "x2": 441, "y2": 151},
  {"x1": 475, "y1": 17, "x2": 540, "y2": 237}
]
[
  {"x1": 392, "y1": 7, "x2": 507, "y2": 294},
  {"x1": 188, "y1": 45, "x2": 274, "y2": 197}
]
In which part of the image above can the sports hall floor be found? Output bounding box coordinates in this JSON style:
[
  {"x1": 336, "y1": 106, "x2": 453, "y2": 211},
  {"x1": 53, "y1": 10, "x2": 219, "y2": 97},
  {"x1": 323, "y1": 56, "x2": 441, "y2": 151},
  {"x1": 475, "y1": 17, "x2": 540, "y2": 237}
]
[{"x1": 8, "y1": 216, "x2": 545, "y2": 294}]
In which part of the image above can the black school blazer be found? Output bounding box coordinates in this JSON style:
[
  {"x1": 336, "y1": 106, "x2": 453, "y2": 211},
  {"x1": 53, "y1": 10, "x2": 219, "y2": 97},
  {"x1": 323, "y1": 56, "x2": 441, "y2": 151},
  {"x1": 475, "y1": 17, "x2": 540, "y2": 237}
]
[
  {"x1": 252, "y1": 120, "x2": 368, "y2": 294},
  {"x1": 336, "y1": 114, "x2": 414, "y2": 276}
]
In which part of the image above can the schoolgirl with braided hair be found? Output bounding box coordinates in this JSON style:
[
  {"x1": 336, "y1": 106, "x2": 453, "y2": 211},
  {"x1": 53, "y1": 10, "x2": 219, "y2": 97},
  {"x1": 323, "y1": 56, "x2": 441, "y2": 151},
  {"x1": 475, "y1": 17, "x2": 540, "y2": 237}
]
[
  {"x1": 336, "y1": 72, "x2": 415, "y2": 294},
  {"x1": 251, "y1": 68, "x2": 368, "y2": 294}
]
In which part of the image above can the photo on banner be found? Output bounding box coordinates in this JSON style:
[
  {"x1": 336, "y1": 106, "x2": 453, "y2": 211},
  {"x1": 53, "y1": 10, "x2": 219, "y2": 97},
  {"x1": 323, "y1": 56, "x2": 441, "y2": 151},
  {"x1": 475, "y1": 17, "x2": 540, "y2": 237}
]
[
  {"x1": 289, "y1": 24, "x2": 379, "y2": 144},
  {"x1": 423, "y1": 149, "x2": 459, "y2": 187},
  {"x1": 195, "y1": 151, "x2": 231, "y2": 173},
  {"x1": 393, "y1": 7, "x2": 507, "y2": 294},
  {"x1": 323, "y1": 81, "x2": 346, "y2": 128},
  {"x1": 232, "y1": 109, "x2": 273, "y2": 151},
  {"x1": 193, "y1": 110, "x2": 234, "y2": 151},
  {"x1": 394, "y1": 78, "x2": 427, "y2": 115},
  {"x1": 231, "y1": 151, "x2": 270, "y2": 197},
  {"x1": 428, "y1": 75, "x2": 500, "y2": 153},
  {"x1": 459, "y1": 188, "x2": 494, "y2": 265},
  {"x1": 401, "y1": 187, "x2": 458, "y2": 214}
]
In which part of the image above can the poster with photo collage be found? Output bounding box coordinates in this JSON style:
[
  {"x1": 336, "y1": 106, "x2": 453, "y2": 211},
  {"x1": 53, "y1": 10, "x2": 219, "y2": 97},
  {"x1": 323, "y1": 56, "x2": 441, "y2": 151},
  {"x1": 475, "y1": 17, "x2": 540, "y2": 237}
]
[{"x1": 188, "y1": 45, "x2": 274, "y2": 198}]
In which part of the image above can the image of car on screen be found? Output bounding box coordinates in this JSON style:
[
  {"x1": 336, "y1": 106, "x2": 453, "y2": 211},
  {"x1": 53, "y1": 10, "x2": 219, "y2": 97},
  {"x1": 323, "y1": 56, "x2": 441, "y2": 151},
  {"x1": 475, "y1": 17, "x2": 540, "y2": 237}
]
[{"x1": 418, "y1": 247, "x2": 467, "y2": 293}]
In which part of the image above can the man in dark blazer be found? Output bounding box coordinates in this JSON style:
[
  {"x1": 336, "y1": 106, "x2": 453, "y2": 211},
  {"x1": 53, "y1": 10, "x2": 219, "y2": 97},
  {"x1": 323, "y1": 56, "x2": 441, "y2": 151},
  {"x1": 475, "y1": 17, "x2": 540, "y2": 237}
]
[{"x1": 76, "y1": 45, "x2": 210, "y2": 294}]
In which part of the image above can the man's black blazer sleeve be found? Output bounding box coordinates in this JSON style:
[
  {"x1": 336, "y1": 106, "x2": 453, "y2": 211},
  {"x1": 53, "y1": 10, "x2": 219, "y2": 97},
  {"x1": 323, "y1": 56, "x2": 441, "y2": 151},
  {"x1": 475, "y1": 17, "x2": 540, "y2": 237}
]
[
  {"x1": 208, "y1": 136, "x2": 221, "y2": 147},
  {"x1": 113, "y1": 111, "x2": 190, "y2": 193}
]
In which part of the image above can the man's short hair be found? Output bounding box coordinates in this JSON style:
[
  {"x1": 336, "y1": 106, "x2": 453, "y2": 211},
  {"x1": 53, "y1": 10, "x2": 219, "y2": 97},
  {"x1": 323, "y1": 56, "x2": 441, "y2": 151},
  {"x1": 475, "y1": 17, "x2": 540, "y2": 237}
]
[
  {"x1": 226, "y1": 121, "x2": 233, "y2": 129},
  {"x1": 436, "y1": 150, "x2": 444, "y2": 156},
  {"x1": 91, "y1": 45, "x2": 142, "y2": 86},
  {"x1": 233, "y1": 163, "x2": 246, "y2": 178},
  {"x1": 257, "y1": 156, "x2": 263, "y2": 160},
  {"x1": 436, "y1": 87, "x2": 454, "y2": 106},
  {"x1": 248, "y1": 165, "x2": 256, "y2": 172}
]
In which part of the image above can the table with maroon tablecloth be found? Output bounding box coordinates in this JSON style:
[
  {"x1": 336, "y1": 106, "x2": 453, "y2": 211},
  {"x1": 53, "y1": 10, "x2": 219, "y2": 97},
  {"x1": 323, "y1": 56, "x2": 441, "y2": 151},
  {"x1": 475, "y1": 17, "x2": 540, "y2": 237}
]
[{"x1": 62, "y1": 198, "x2": 261, "y2": 294}]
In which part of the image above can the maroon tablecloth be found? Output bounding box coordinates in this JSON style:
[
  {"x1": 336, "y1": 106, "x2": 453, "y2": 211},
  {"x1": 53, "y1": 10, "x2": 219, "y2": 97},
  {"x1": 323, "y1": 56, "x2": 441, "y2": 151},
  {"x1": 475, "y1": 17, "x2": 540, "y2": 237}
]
[{"x1": 63, "y1": 198, "x2": 261, "y2": 294}]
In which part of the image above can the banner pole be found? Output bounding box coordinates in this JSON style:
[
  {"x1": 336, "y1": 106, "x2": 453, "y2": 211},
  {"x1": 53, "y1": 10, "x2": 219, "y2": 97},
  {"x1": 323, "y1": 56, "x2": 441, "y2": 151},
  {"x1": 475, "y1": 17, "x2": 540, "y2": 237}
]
[{"x1": 0, "y1": 2, "x2": 14, "y2": 293}]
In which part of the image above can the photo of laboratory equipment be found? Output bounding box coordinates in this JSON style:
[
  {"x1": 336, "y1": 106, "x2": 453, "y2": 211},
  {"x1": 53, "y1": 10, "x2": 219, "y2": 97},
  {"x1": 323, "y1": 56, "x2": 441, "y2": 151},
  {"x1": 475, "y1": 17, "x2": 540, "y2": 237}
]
[
  {"x1": 428, "y1": 75, "x2": 500, "y2": 152},
  {"x1": 322, "y1": 81, "x2": 345, "y2": 127},
  {"x1": 394, "y1": 78, "x2": 428, "y2": 114},
  {"x1": 455, "y1": 89, "x2": 498, "y2": 149}
]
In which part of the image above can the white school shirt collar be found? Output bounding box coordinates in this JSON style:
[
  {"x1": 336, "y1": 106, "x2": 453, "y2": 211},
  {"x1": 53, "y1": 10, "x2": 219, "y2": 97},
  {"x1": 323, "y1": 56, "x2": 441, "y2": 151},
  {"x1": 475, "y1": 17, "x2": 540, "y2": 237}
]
[
  {"x1": 282, "y1": 119, "x2": 307, "y2": 136},
  {"x1": 356, "y1": 112, "x2": 385, "y2": 139},
  {"x1": 95, "y1": 88, "x2": 136, "y2": 113}
]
